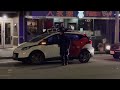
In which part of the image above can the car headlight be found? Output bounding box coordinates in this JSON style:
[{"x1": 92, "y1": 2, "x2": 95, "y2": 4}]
[
  {"x1": 106, "y1": 45, "x2": 111, "y2": 50},
  {"x1": 21, "y1": 46, "x2": 31, "y2": 50}
]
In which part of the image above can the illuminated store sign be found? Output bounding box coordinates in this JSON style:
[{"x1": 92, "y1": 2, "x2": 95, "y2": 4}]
[{"x1": 32, "y1": 11, "x2": 78, "y2": 17}]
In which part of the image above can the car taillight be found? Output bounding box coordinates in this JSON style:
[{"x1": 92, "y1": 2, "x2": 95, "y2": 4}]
[{"x1": 89, "y1": 40, "x2": 92, "y2": 44}]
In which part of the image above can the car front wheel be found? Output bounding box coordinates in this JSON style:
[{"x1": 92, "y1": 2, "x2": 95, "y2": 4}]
[
  {"x1": 29, "y1": 51, "x2": 45, "y2": 64},
  {"x1": 79, "y1": 50, "x2": 91, "y2": 63}
]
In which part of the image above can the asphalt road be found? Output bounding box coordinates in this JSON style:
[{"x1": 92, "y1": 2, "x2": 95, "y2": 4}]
[{"x1": 0, "y1": 54, "x2": 120, "y2": 79}]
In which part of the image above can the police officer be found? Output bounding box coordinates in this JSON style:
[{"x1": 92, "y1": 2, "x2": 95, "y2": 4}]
[{"x1": 58, "y1": 29, "x2": 70, "y2": 66}]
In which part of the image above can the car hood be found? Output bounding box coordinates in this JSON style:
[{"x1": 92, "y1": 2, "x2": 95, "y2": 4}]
[{"x1": 18, "y1": 42, "x2": 38, "y2": 48}]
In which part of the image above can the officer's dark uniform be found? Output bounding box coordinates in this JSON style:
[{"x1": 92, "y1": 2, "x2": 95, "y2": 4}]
[{"x1": 58, "y1": 30, "x2": 70, "y2": 65}]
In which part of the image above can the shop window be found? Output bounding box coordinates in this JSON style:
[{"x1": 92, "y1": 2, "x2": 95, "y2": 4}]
[
  {"x1": 26, "y1": 19, "x2": 38, "y2": 41},
  {"x1": 68, "y1": 23, "x2": 76, "y2": 30},
  {"x1": 54, "y1": 22, "x2": 63, "y2": 28},
  {"x1": 27, "y1": 19, "x2": 37, "y2": 35},
  {"x1": 78, "y1": 19, "x2": 93, "y2": 30},
  {"x1": 44, "y1": 19, "x2": 53, "y2": 29},
  {"x1": 26, "y1": 18, "x2": 53, "y2": 41}
]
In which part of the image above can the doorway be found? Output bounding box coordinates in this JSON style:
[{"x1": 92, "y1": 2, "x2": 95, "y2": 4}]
[{"x1": 0, "y1": 19, "x2": 13, "y2": 48}]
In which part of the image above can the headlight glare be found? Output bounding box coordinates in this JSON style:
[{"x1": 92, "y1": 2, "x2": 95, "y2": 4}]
[{"x1": 106, "y1": 45, "x2": 111, "y2": 50}]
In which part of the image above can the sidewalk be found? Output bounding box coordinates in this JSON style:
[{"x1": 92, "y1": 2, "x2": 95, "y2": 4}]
[
  {"x1": 0, "y1": 47, "x2": 16, "y2": 59},
  {"x1": 0, "y1": 47, "x2": 106, "y2": 59}
]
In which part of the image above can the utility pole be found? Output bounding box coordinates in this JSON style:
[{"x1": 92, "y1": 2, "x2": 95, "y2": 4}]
[{"x1": 115, "y1": 11, "x2": 119, "y2": 43}]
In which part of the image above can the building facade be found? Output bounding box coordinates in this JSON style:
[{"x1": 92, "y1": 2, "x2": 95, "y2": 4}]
[
  {"x1": 0, "y1": 11, "x2": 79, "y2": 48},
  {"x1": 0, "y1": 11, "x2": 21, "y2": 48},
  {"x1": 0, "y1": 11, "x2": 119, "y2": 49},
  {"x1": 78, "y1": 11, "x2": 119, "y2": 44},
  {"x1": 24, "y1": 11, "x2": 79, "y2": 41}
]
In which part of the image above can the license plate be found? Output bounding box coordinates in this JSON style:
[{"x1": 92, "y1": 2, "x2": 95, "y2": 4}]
[{"x1": 110, "y1": 51, "x2": 114, "y2": 54}]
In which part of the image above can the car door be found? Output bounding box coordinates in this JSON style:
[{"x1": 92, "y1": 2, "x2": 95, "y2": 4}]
[
  {"x1": 43, "y1": 34, "x2": 60, "y2": 58},
  {"x1": 66, "y1": 33, "x2": 86, "y2": 57}
]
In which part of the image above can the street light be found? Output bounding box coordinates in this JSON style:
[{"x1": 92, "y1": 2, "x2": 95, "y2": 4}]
[
  {"x1": 2, "y1": 14, "x2": 8, "y2": 19},
  {"x1": 114, "y1": 11, "x2": 119, "y2": 43}
]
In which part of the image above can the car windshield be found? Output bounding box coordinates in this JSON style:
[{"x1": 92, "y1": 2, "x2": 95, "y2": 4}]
[{"x1": 29, "y1": 33, "x2": 51, "y2": 42}]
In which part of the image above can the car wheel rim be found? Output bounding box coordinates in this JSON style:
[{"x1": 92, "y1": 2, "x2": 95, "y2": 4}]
[
  {"x1": 80, "y1": 52, "x2": 89, "y2": 61},
  {"x1": 31, "y1": 53, "x2": 41, "y2": 64}
]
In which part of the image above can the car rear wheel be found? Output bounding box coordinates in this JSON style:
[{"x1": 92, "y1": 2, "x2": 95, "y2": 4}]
[
  {"x1": 79, "y1": 50, "x2": 90, "y2": 63},
  {"x1": 29, "y1": 51, "x2": 45, "y2": 64}
]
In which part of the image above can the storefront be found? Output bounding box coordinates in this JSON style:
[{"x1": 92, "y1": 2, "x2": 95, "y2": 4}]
[
  {"x1": 24, "y1": 11, "x2": 79, "y2": 41},
  {"x1": 77, "y1": 11, "x2": 119, "y2": 50},
  {"x1": 1, "y1": 11, "x2": 117, "y2": 48},
  {"x1": 78, "y1": 11, "x2": 117, "y2": 44},
  {"x1": 0, "y1": 11, "x2": 19, "y2": 48}
]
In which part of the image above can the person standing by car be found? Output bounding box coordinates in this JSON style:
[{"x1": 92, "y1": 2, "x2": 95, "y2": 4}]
[{"x1": 58, "y1": 30, "x2": 71, "y2": 66}]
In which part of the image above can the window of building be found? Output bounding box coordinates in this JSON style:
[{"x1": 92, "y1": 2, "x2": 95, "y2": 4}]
[
  {"x1": 78, "y1": 19, "x2": 93, "y2": 31},
  {"x1": 27, "y1": 19, "x2": 37, "y2": 35},
  {"x1": 26, "y1": 18, "x2": 45, "y2": 41}
]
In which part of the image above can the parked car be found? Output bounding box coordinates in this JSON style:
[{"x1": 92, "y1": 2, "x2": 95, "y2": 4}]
[
  {"x1": 110, "y1": 43, "x2": 120, "y2": 59},
  {"x1": 13, "y1": 31, "x2": 94, "y2": 64}
]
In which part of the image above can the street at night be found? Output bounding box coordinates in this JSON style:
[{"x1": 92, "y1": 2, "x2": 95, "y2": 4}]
[
  {"x1": 0, "y1": 11, "x2": 120, "y2": 79},
  {"x1": 0, "y1": 54, "x2": 120, "y2": 79}
]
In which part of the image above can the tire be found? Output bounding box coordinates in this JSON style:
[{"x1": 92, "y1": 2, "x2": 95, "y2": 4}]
[
  {"x1": 29, "y1": 51, "x2": 45, "y2": 64},
  {"x1": 79, "y1": 50, "x2": 91, "y2": 63}
]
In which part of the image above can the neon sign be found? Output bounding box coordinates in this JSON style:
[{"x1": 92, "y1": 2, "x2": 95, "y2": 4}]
[
  {"x1": 84, "y1": 11, "x2": 115, "y2": 17},
  {"x1": 32, "y1": 11, "x2": 78, "y2": 17}
]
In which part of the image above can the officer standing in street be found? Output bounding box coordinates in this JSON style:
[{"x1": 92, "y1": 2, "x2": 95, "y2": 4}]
[{"x1": 58, "y1": 28, "x2": 71, "y2": 66}]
